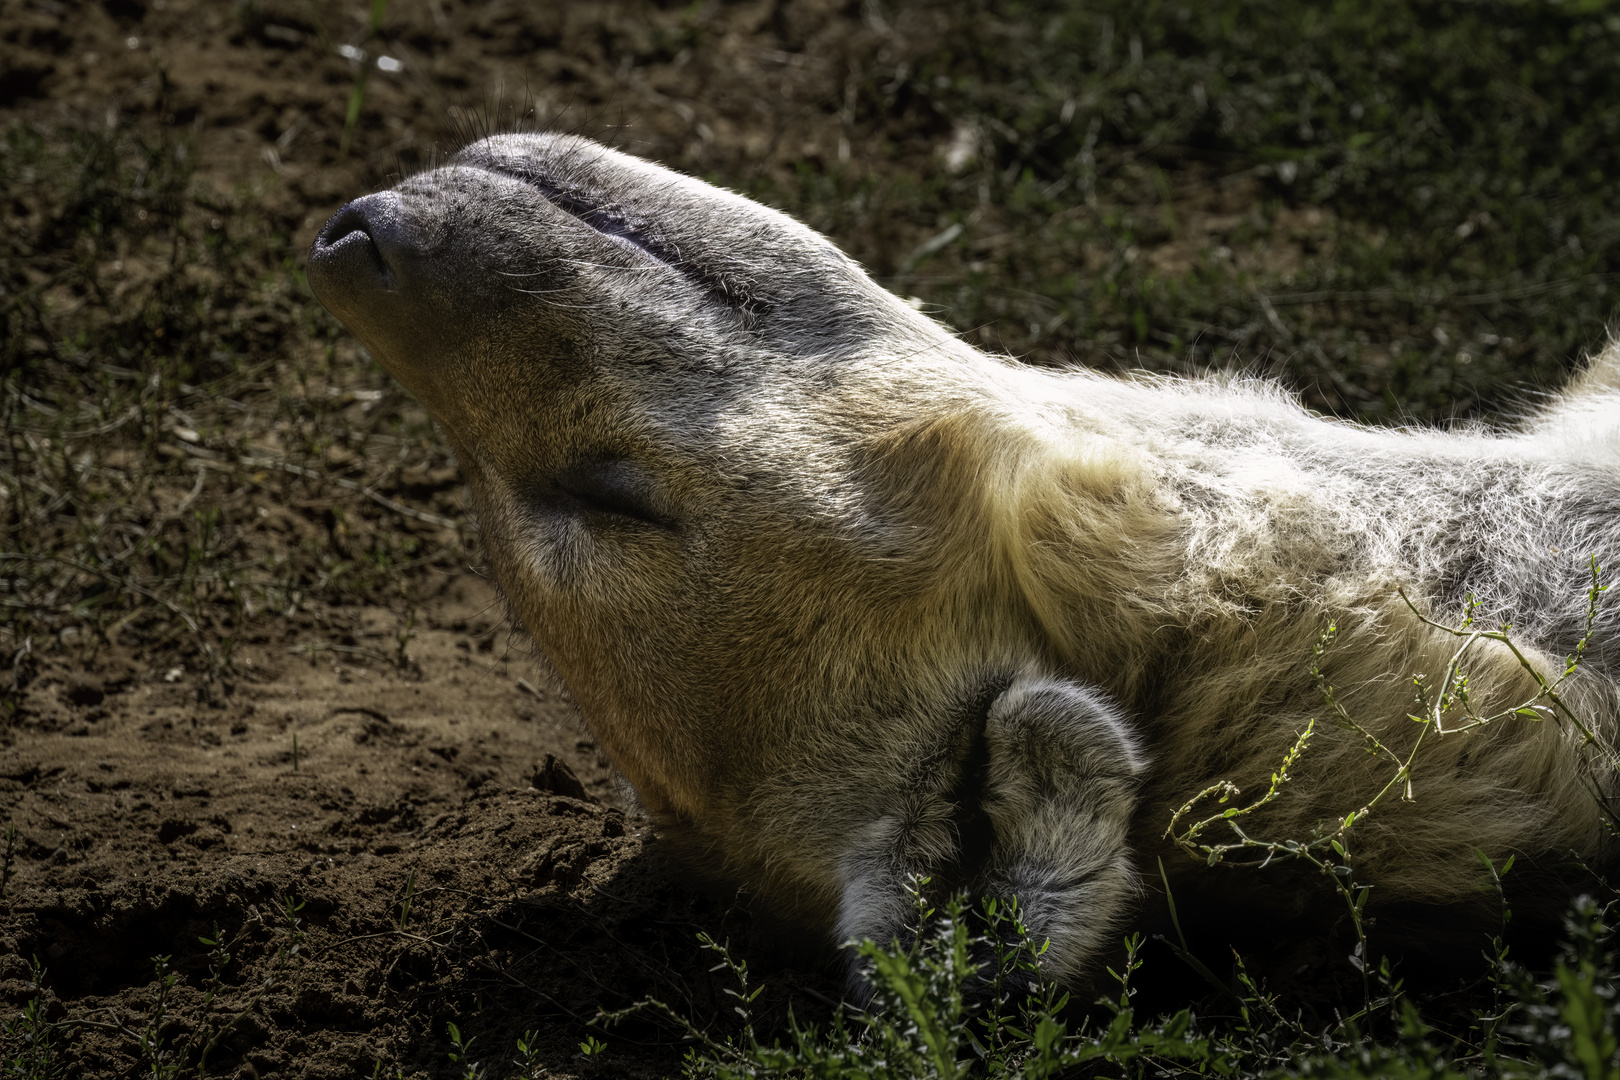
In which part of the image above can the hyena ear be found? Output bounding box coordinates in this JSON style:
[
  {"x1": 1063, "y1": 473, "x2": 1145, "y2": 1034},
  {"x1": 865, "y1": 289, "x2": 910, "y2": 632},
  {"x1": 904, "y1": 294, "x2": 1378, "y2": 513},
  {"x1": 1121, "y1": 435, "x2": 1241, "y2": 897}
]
[
  {"x1": 984, "y1": 676, "x2": 1146, "y2": 796},
  {"x1": 836, "y1": 673, "x2": 1145, "y2": 1002},
  {"x1": 979, "y1": 674, "x2": 1146, "y2": 987}
]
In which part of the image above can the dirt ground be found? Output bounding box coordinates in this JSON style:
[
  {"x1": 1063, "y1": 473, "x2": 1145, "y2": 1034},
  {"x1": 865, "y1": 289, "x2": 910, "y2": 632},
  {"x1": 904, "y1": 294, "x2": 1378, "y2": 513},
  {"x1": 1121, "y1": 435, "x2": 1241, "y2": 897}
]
[{"x1": 0, "y1": 1, "x2": 931, "y2": 1076}]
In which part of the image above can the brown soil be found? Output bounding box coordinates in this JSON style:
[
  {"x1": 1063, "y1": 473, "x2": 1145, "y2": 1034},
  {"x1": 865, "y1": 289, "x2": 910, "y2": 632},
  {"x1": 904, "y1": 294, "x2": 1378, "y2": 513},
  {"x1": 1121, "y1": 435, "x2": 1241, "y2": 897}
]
[{"x1": 0, "y1": 1, "x2": 909, "y2": 1076}]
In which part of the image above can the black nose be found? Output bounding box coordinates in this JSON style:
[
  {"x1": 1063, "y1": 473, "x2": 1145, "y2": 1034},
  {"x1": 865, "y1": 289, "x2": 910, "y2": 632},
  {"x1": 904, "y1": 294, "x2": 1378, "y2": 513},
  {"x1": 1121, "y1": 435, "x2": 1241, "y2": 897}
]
[{"x1": 307, "y1": 191, "x2": 408, "y2": 309}]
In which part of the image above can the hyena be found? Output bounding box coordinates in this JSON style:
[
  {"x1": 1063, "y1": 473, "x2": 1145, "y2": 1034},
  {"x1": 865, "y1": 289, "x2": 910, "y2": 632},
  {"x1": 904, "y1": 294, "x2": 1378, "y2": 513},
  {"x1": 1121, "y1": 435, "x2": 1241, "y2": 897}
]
[{"x1": 307, "y1": 133, "x2": 1620, "y2": 990}]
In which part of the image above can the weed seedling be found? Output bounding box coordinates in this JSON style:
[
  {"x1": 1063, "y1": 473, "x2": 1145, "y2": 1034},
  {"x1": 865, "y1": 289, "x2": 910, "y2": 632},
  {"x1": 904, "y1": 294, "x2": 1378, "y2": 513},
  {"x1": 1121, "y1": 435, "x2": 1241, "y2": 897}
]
[
  {"x1": 136, "y1": 954, "x2": 177, "y2": 1078},
  {"x1": 338, "y1": 0, "x2": 390, "y2": 158},
  {"x1": 446, "y1": 1020, "x2": 483, "y2": 1080},
  {"x1": 397, "y1": 868, "x2": 417, "y2": 932},
  {"x1": 1, "y1": 958, "x2": 62, "y2": 1080},
  {"x1": 1168, "y1": 561, "x2": 1612, "y2": 1012},
  {"x1": 513, "y1": 1029, "x2": 544, "y2": 1077}
]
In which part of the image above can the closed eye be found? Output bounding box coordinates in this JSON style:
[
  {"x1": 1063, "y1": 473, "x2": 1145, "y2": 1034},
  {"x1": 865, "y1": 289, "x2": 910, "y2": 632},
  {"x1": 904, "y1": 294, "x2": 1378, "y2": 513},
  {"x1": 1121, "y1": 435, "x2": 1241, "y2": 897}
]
[{"x1": 552, "y1": 459, "x2": 673, "y2": 529}]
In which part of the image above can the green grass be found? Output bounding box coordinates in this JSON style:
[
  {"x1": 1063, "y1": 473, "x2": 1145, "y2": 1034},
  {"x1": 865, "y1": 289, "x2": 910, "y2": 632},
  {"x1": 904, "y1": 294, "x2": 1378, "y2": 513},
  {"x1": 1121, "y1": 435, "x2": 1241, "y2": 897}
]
[
  {"x1": 750, "y1": 0, "x2": 1620, "y2": 423},
  {"x1": 2, "y1": 895, "x2": 309, "y2": 1080},
  {"x1": 0, "y1": 111, "x2": 464, "y2": 683},
  {"x1": 628, "y1": 890, "x2": 1620, "y2": 1080}
]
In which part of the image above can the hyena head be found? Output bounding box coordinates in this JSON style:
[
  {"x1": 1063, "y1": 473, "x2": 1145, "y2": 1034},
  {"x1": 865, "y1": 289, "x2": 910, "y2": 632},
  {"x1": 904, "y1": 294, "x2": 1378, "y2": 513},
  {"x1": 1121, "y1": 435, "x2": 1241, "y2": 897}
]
[
  {"x1": 308, "y1": 132, "x2": 981, "y2": 802},
  {"x1": 308, "y1": 133, "x2": 1147, "y2": 985}
]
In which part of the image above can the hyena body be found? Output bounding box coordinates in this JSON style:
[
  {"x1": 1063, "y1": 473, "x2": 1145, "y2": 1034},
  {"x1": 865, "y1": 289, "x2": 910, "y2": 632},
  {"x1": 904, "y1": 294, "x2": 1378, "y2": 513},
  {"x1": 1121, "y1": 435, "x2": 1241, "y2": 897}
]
[{"x1": 308, "y1": 134, "x2": 1620, "y2": 988}]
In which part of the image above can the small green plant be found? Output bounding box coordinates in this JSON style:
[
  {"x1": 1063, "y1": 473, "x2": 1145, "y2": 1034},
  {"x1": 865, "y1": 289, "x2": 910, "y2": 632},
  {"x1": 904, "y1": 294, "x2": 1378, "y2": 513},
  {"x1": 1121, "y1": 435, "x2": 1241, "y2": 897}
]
[
  {"x1": 338, "y1": 0, "x2": 391, "y2": 158},
  {"x1": 446, "y1": 1020, "x2": 483, "y2": 1080},
  {"x1": 599, "y1": 878, "x2": 1232, "y2": 1079},
  {"x1": 1169, "y1": 559, "x2": 1612, "y2": 1008},
  {"x1": 134, "y1": 955, "x2": 177, "y2": 1078},
  {"x1": 513, "y1": 1029, "x2": 544, "y2": 1077},
  {"x1": 1502, "y1": 895, "x2": 1620, "y2": 1080},
  {"x1": 0, "y1": 898, "x2": 317, "y2": 1079},
  {"x1": 280, "y1": 894, "x2": 306, "y2": 952},
  {"x1": 1, "y1": 958, "x2": 62, "y2": 1080},
  {"x1": 583, "y1": 565, "x2": 1615, "y2": 1079},
  {"x1": 185, "y1": 923, "x2": 239, "y2": 1076},
  {"x1": 590, "y1": 883, "x2": 1620, "y2": 1079},
  {"x1": 397, "y1": 868, "x2": 417, "y2": 932}
]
